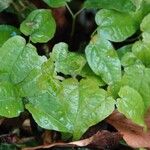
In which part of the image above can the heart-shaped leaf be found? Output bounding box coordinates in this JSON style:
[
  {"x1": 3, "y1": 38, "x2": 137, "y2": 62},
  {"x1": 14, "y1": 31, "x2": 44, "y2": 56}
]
[
  {"x1": 85, "y1": 35, "x2": 121, "y2": 85},
  {"x1": 20, "y1": 9, "x2": 56, "y2": 43},
  {"x1": 26, "y1": 78, "x2": 115, "y2": 140},
  {"x1": 95, "y1": 9, "x2": 138, "y2": 42}
]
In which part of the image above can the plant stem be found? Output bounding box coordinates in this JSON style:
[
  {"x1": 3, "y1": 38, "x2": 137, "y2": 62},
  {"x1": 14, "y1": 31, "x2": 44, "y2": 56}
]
[
  {"x1": 65, "y1": 3, "x2": 84, "y2": 37},
  {"x1": 74, "y1": 7, "x2": 84, "y2": 17},
  {"x1": 71, "y1": 17, "x2": 76, "y2": 37},
  {"x1": 91, "y1": 28, "x2": 97, "y2": 38},
  {"x1": 65, "y1": 3, "x2": 74, "y2": 18},
  {"x1": 11, "y1": 1, "x2": 20, "y2": 12}
]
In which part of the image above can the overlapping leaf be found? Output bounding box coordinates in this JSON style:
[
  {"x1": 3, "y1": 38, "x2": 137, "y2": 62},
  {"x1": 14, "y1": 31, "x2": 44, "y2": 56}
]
[
  {"x1": 132, "y1": 13, "x2": 150, "y2": 67},
  {"x1": 121, "y1": 64, "x2": 150, "y2": 110},
  {"x1": 0, "y1": 36, "x2": 46, "y2": 117},
  {"x1": 117, "y1": 86, "x2": 145, "y2": 126}
]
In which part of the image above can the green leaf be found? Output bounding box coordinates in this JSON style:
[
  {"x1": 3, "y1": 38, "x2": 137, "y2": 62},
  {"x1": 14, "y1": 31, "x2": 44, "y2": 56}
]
[
  {"x1": 95, "y1": 9, "x2": 138, "y2": 42},
  {"x1": 140, "y1": 13, "x2": 150, "y2": 43},
  {"x1": 142, "y1": 32, "x2": 150, "y2": 43},
  {"x1": 0, "y1": 81, "x2": 23, "y2": 118},
  {"x1": 80, "y1": 63, "x2": 105, "y2": 87},
  {"x1": 26, "y1": 78, "x2": 115, "y2": 140},
  {"x1": 43, "y1": 0, "x2": 71, "y2": 8},
  {"x1": 121, "y1": 52, "x2": 142, "y2": 67},
  {"x1": 84, "y1": 0, "x2": 136, "y2": 12},
  {"x1": 0, "y1": 35, "x2": 47, "y2": 117},
  {"x1": 51, "y1": 42, "x2": 86, "y2": 76},
  {"x1": 20, "y1": 9, "x2": 56, "y2": 43},
  {"x1": 107, "y1": 81, "x2": 121, "y2": 99},
  {"x1": 117, "y1": 45, "x2": 132, "y2": 60},
  {"x1": 122, "y1": 64, "x2": 150, "y2": 109},
  {"x1": 17, "y1": 68, "x2": 42, "y2": 97},
  {"x1": 133, "y1": 1, "x2": 150, "y2": 27},
  {"x1": 85, "y1": 35, "x2": 121, "y2": 85},
  {"x1": 141, "y1": 13, "x2": 150, "y2": 33},
  {"x1": 117, "y1": 86, "x2": 145, "y2": 126},
  {"x1": 131, "y1": 0, "x2": 143, "y2": 10},
  {"x1": 132, "y1": 40, "x2": 150, "y2": 67},
  {"x1": 145, "y1": 0, "x2": 150, "y2": 4},
  {"x1": 0, "y1": 25, "x2": 20, "y2": 47},
  {"x1": 0, "y1": 36, "x2": 46, "y2": 84},
  {"x1": 0, "y1": 143, "x2": 18, "y2": 150},
  {"x1": 0, "y1": 0, "x2": 12, "y2": 12},
  {"x1": 131, "y1": 13, "x2": 150, "y2": 67},
  {"x1": 37, "y1": 59, "x2": 60, "y2": 94}
]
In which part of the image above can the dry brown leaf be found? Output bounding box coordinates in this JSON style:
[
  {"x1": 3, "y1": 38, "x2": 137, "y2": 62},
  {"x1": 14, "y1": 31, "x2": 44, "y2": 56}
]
[
  {"x1": 22, "y1": 130, "x2": 121, "y2": 150},
  {"x1": 107, "y1": 111, "x2": 150, "y2": 148},
  {"x1": 0, "y1": 118, "x2": 5, "y2": 125},
  {"x1": 42, "y1": 130, "x2": 53, "y2": 145}
]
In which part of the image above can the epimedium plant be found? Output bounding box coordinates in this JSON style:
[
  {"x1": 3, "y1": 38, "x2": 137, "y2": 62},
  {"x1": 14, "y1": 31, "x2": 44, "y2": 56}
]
[{"x1": 0, "y1": 0, "x2": 150, "y2": 140}]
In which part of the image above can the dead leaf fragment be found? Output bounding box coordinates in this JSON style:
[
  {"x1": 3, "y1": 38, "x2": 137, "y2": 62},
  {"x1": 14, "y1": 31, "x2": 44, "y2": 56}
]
[
  {"x1": 71, "y1": 130, "x2": 122, "y2": 149},
  {"x1": 107, "y1": 111, "x2": 150, "y2": 148},
  {"x1": 22, "y1": 130, "x2": 121, "y2": 150}
]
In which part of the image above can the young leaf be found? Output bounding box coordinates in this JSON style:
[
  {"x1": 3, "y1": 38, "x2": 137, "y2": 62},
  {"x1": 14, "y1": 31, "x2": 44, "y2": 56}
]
[
  {"x1": 51, "y1": 42, "x2": 86, "y2": 76},
  {"x1": 37, "y1": 59, "x2": 60, "y2": 94},
  {"x1": 0, "y1": 25, "x2": 20, "y2": 47},
  {"x1": 95, "y1": 9, "x2": 138, "y2": 42},
  {"x1": 20, "y1": 9, "x2": 56, "y2": 43},
  {"x1": 84, "y1": 0, "x2": 136, "y2": 12},
  {"x1": 26, "y1": 78, "x2": 115, "y2": 140},
  {"x1": 117, "y1": 86, "x2": 145, "y2": 127},
  {"x1": 0, "y1": 81, "x2": 23, "y2": 118},
  {"x1": 0, "y1": 36, "x2": 46, "y2": 84},
  {"x1": 43, "y1": 0, "x2": 71, "y2": 8},
  {"x1": 85, "y1": 35, "x2": 121, "y2": 85}
]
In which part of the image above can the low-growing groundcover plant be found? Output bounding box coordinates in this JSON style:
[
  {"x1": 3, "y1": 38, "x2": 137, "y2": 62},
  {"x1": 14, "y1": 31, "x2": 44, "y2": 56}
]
[{"x1": 0, "y1": 0, "x2": 150, "y2": 149}]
